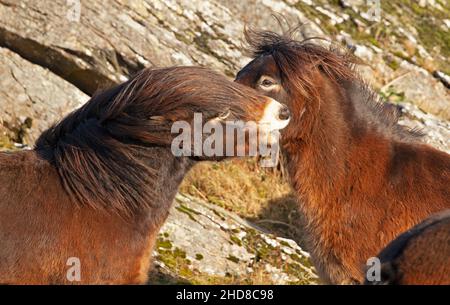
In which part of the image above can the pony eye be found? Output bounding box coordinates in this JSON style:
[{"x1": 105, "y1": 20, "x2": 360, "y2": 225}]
[
  {"x1": 261, "y1": 79, "x2": 274, "y2": 86},
  {"x1": 259, "y1": 77, "x2": 277, "y2": 89}
]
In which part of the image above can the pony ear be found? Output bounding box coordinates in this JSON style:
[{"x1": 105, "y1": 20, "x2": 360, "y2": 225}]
[
  {"x1": 217, "y1": 109, "x2": 231, "y2": 121},
  {"x1": 206, "y1": 109, "x2": 232, "y2": 125}
]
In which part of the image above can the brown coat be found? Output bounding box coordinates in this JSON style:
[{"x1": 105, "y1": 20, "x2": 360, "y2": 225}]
[
  {"x1": 366, "y1": 210, "x2": 450, "y2": 285},
  {"x1": 235, "y1": 29, "x2": 450, "y2": 284},
  {"x1": 0, "y1": 66, "x2": 288, "y2": 284}
]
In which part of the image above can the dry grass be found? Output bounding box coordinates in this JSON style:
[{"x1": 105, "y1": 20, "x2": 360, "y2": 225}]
[
  {"x1": 180, "y1": 158, "x2": 306, "y2": 244},
  {"x1": 150, "y1": 263, "x2": 292, "y2": 285}
]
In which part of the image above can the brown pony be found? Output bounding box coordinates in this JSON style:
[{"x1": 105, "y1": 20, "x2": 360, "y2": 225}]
[
  {"x1": 365, "y1": 209, "x2": 450, "y2": 285},
  {"x1": 235, "y1": 29, "x2": 450, "y2": 284},
  {"x1": 0, "y1": 66, "x2": 290, "y2": 284}
]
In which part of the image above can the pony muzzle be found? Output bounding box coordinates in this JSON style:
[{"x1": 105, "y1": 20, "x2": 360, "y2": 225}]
[
  {"x1": 256, "y1": 98, "x2": 290, "y2": 149},
  {"x1": 258, "y1": 98, "x2": 291, "y2": 132}
]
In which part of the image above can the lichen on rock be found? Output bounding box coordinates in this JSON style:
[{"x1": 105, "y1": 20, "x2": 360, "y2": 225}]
[{"x1": 150, "y1": 194, "x2": 319, "y2": 284}]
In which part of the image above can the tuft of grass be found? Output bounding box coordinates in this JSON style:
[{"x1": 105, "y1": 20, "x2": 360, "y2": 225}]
[
  {"x1": 175, "y1": 203, "x2": 201, "y2": 222},
  {"x1": 380, "y1": 86, "x2": 406, "y2": 103},
  {"x1": 156, "y1": 237, "x2": 173, "y2": 250},
  {"x1": 226, "y1": 255, "x2": 240, "y2": 264},
  {"x1": 230, "y1": 235, "x2": 243, "y2": 246}
]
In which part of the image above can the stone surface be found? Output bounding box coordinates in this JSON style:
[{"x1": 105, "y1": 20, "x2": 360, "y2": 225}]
[
  {"x1": 151, "y1": 194, "x2": 319, "y2": 284},
  {"x1": 0, "y1": 0, "x2": 323, "y2": 95},
  {"x1": 398, "y1": 102, "x2": 450, "y2": 154},
  {"x1": 0, "y1": 0, "x2": 448, "y2": 118},
  {"x1": 0, "y1": 47, "x2": 87, "y2": 147},
  {"x1": 385, "y1": 66, "x2": 450, "y2": 120}
]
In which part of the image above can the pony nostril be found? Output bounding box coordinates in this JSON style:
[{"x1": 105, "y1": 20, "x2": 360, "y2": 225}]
[{"x1": 278, "y1": 105, "x2": 291, "y2": 121}]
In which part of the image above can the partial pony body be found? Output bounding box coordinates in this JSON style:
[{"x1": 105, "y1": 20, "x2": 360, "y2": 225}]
[
  {"x1": 0, "y1": 149, "x2": 172, "y2": 284},
  {"x1": 235, "y1": 29, "x2": 450, "y2": 284},
  {"x1": 0, "y1": 66, "x2": 288, "y2": 284},
  {"x1": 366, "y1": 210, "x2": 450, "y2": 285}
]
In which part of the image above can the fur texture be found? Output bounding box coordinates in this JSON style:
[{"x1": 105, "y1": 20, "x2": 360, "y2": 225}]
[
  {"x1": 236, "y1": 29, "x2": 450, "y2": 284},
  {"x1": 0, "y1": 66, "x2": 277, "y2": 284},
  {"x1": 366, "y1": 210, "x2": 450, "y2": 285}
]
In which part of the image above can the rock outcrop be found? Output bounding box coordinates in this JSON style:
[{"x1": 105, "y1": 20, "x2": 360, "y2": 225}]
[
  {"x1": 0, "y1": 47, "x2": 87, "y2": 147},
  {"x1": 151, "y1": 194, "x2": 318, "y2": 284}
]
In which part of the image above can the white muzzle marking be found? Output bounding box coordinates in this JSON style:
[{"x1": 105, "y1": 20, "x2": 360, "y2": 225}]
[
  {"x1": 258, "y1": 98, "x2": 290, "y2": 132},
  {"x1": 258, "y1": 98, "x2": 290, "y2": 147}
]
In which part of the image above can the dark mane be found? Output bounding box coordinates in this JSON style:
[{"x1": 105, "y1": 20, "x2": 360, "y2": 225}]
[
  {"x1": 243, "y1": 28, "x2": 421, "y2": 141},
  {"x1": 34, "y1": 67, "x2": 255, "y2": 216}
]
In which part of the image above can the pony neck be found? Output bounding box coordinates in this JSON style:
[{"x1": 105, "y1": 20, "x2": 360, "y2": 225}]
[
  {"x1": 283, "y1": 77, "x2": 391, "y2": 217},
  {"x1": 35, "y1": 113, "x2": 195, "y2": 218}
]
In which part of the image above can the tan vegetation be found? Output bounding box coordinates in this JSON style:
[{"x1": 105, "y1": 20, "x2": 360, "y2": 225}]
[{"x1": 180, "y1": 159, "x2": 306, "y2": 244}]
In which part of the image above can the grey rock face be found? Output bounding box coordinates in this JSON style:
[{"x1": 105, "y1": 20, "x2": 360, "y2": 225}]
[
  {"x1": 0, "y1": 0, "x2": 249, "y2": 94},
  {"x1": 386, "y1": 66, "x2": 450, "y2": 120},
  {"x1": 152, "y1": 194, "x2": 319, "y2": 284},
  {"x1": 398, "y1": 102, "x2": 450, "y2": 154},
  {"x1": 0, "y1": 47, "x2": 87, "y2": 146},
  {"x1": 0, "y1": 0, "x2": 323, "y2": 93}
]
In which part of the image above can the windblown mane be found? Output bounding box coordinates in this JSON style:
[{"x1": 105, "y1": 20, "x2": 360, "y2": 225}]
[
  {"x1": 243, "y1": 28, "x2": 421, "y2": 141},
  {"x1": 34, "y1": 67, "x2": 254, "y2": 216}
]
